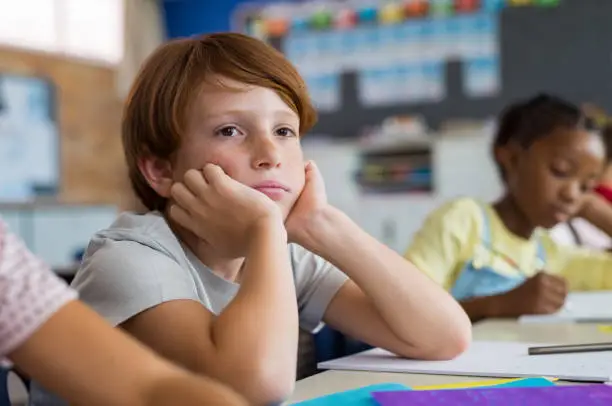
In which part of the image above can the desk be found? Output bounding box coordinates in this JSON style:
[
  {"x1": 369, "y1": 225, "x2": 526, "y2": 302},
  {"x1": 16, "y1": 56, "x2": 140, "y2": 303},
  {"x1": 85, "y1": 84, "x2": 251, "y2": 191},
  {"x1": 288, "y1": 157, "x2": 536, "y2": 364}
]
[{"x1": 289, "y1": 320, "x2": 612, "y2": 403}]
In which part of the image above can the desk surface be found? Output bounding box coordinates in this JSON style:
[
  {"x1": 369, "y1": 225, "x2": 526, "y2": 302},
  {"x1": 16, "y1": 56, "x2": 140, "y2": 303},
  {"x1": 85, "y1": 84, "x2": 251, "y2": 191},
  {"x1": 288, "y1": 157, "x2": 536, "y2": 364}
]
[{"x1": 289, "y1": 320, "x2": 612, "y2": 403}]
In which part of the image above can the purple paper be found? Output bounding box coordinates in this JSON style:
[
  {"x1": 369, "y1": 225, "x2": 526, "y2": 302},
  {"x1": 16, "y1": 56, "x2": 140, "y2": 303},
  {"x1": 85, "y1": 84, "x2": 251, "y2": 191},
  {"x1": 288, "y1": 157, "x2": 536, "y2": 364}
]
[{"x1": 372, "y1": 385, "x2": 612, "y2": 405}]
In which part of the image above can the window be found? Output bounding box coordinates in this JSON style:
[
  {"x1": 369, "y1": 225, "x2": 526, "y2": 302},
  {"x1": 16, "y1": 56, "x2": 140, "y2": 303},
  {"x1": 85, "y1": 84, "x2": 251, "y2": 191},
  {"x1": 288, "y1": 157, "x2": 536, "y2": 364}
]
[
  {"x1": 56, "y1": 0, "x2": 124, "y2": 64},
  {"x1": 0, "y1": 0, "x2": 58, "y2": 52},
  {"x1": 0, "y1": 0, "x2": 124, "y2": 65}
]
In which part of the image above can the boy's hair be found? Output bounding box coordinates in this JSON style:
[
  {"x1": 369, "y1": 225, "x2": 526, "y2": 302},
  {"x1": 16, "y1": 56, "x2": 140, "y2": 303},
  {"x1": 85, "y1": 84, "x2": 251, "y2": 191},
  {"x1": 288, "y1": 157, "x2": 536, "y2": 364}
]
[
  {"x1": 123, "y1": 33, "x2": 318, "y2": 211},
  {"x1": 493, "y1": 93, "x2": 604, "y2": 179}
]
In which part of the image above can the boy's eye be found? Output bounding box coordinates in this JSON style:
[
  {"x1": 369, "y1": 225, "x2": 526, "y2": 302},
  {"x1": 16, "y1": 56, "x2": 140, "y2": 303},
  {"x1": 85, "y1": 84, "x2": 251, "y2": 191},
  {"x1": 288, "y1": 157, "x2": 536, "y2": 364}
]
[
  {"x1": 218, "y1": 126, "x2": 240, "y2": 137},
  {"x1": 276, "y1": 127, "x2": 296, "y2": 137}
]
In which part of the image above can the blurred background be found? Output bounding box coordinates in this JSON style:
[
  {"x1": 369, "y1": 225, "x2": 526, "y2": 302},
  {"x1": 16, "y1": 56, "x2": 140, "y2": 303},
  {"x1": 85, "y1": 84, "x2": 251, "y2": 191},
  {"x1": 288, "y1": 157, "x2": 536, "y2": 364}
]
[{"x1": 0, "y1": 0, "x2": 608, "y2": 277}]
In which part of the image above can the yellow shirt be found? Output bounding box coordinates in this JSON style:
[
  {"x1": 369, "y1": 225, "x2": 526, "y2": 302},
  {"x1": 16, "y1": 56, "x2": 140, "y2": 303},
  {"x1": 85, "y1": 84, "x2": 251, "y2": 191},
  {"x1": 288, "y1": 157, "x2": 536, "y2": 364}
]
[{"x1": 404, "y1": 198, "x2": 612, "y2": 294}]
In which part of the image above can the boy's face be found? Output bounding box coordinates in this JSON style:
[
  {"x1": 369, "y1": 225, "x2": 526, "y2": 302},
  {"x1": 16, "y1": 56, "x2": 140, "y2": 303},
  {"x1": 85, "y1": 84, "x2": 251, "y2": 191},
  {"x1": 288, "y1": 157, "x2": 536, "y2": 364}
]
[
  {"x1": 500, "y1": 128, "x2": 606, "y2": 229},
  {"x1": 170, "y1": 77, "x2": 306, "y2": 219}
]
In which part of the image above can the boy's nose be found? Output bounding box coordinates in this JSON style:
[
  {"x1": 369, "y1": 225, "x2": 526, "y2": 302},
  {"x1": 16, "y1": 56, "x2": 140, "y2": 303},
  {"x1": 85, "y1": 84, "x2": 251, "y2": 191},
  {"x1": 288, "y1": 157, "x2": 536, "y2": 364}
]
[{"x1": 251, "y1": 137, "x2": 281, "y2": 169}]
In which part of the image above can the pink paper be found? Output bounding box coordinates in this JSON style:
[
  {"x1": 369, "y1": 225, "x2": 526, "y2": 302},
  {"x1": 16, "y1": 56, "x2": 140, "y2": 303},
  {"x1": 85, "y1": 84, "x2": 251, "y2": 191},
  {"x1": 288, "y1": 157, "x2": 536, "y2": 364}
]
[{"x1": 372, "y1": 385, "x2": 612, "y2": 405}]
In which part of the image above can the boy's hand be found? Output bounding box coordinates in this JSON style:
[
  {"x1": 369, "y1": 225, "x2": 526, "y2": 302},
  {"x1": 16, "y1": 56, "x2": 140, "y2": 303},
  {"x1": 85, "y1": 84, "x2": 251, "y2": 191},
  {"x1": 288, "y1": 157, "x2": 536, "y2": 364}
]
[
  {"x1": 497, "y1": 272, "x2": 568, "y2": 317},
  {"x1": 169, "y1": 164, "x2": 285, "y2": 257},
  {"x1": 285, "y1": 161, "x2": 330, "y2": 245}
]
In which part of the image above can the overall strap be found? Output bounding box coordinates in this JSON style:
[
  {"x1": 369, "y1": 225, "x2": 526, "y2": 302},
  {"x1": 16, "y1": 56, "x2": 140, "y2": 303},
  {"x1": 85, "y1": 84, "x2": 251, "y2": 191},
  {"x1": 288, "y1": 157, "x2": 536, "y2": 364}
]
[
  {"x1": 478, "y1": 202, "x2": 493, "y2": 248},
  {"x1": 480, "y1": 201, "x2": 547, "y2": 269},
  {"x1": 535, "y1": 231, "x2": 547, "y2": 268}
]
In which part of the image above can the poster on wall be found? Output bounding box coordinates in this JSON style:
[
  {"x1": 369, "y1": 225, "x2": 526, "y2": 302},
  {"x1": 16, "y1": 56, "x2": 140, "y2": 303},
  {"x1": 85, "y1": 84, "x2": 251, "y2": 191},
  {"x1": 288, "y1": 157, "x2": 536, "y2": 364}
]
[{"x1": 0, "y1": 74, "x2": 59, "y2": 202}]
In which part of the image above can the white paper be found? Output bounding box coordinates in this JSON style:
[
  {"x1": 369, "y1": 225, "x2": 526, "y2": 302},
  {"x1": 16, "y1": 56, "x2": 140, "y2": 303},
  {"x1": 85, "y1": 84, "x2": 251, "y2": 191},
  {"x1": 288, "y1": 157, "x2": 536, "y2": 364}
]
[
  {"x1": 319, "y1": 340, "x2": 612, "y2": 382},
  {"x1": 519, "y1": 291, "x2": 612, "y2": 324}
]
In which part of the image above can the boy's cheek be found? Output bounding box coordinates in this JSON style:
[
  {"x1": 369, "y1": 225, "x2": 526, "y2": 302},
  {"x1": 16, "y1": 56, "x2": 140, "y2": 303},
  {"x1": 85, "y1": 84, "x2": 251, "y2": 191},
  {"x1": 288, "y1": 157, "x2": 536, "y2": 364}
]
[
  {"x1": 283, "y1": 193, "x2": 301, "y2": 215},
  {"x1": 194, "y1": 155, "x2": 234, "y2": 176},
  {"x1": 204, "y1": 150, "x2": 239, "y2": 174}
]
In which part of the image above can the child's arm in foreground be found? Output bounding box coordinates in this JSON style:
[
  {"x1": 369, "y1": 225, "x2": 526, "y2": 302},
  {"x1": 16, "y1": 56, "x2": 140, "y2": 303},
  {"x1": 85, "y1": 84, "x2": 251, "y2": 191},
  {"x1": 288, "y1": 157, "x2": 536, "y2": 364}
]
[
  {"x1": 287, "y1": 163, "x2": 472, "y2": 360},
  {"x1": 0, "y1": 216, "x2": 244, "y2": 406},
  {"x1": 121, "y1": 166, "x2": 298, "y2": 405},
  {"x1": 10, "y1": 301, "x2": 246, "y2": 406}
]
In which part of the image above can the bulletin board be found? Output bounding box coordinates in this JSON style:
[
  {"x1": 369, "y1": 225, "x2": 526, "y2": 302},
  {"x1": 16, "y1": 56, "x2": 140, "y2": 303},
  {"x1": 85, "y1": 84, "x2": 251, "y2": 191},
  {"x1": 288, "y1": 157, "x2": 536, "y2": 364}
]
[{"x1": 235, "y1": 0, "x2": 612, "y2": 138}]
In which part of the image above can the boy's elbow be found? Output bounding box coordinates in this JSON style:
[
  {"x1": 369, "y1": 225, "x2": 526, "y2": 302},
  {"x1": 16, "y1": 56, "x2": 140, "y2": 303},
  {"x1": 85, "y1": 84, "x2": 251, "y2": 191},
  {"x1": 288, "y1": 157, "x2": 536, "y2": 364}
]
[
  {"x1": 236, "y1": 361, "x2": 296, "y2": 405},
  {"x1": 425, "y1": 319, "x2": 472, "y2": 360},
  {"x1": 247, "y1": 375, "x2": 295, "y2": 406},
  {"x1": 402, "y1": 316, "x2": 472, "y2": 361},
  {"x1": 438, "y1": 322, "x2": 472, "y2": 359},
  {"x1": 434, "y1": 300, "x2": 473, "y2": 359}
]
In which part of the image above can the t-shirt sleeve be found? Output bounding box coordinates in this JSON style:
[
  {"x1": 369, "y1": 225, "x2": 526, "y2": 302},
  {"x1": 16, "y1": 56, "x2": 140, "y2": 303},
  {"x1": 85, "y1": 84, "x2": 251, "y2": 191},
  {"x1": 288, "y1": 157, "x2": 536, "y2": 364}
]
[
  {"x1": 290, "y1": 244, "x2": 349, "y2": 332},
  {"x1": 543, "y1": 236, "x2": 612, "y2": 290},
  {"x1": 0, "y1": 220, "x2": 77, "y2": 357},
  {"x1": 72, "y1": 239, "x2": 201, "y2": 326},
  {"x1": 403, "y1": 198, "x2": 480, "y2": 290}
]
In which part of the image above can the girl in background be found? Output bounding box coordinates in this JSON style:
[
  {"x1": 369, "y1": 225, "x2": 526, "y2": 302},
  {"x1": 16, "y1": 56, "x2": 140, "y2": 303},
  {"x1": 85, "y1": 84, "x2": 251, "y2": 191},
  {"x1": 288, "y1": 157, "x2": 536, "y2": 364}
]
[{"x1": 405, "y1": 94, "x2": 612, "y2": 321}]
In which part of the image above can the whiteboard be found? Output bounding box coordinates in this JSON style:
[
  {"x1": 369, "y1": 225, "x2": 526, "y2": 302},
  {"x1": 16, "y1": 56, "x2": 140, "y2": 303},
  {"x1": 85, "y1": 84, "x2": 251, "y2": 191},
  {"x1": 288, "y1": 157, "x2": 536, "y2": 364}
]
[{"x1": 319, "y1": 340, "x2": 612, "y2": 383}]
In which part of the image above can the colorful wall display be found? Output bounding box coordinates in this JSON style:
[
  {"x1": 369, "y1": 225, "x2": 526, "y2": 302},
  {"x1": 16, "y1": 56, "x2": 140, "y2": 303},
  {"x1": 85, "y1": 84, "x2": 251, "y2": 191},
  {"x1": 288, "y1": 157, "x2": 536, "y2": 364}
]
[{"x1": 236, "y1": 0, "x2": 560, "y2": 111}]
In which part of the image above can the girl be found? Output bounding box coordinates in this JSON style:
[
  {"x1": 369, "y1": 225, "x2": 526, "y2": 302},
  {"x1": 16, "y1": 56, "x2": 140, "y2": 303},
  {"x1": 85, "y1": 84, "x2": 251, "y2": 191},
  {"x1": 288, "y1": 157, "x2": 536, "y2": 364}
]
[{"x1": 405, "y1": 94, "x2": 612, "y2": 321}]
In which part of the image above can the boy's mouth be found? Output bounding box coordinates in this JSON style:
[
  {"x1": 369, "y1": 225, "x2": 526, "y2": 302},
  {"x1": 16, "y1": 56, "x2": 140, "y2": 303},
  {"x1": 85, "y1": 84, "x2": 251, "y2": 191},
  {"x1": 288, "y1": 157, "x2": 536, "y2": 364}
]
[{"x1": 252, "y1": 181, "x2": 290, "y2": 201}]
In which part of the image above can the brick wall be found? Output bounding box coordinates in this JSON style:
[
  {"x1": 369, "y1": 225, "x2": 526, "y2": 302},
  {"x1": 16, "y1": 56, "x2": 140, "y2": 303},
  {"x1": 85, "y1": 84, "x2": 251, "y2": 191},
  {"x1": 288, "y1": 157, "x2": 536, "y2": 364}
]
[{"x1": 0, "y1": 46, "x2": 140, "y2": 210}]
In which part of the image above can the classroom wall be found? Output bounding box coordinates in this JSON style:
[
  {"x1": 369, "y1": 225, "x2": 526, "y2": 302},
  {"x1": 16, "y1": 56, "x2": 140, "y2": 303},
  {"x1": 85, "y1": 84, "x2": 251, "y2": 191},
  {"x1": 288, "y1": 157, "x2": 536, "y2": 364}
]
[
  {"x1": 303, "y1": 128, "x2": 504, "y2": 253},
  {"x1": 0, "y1": 46, "x2": 138, "y2": 210}
]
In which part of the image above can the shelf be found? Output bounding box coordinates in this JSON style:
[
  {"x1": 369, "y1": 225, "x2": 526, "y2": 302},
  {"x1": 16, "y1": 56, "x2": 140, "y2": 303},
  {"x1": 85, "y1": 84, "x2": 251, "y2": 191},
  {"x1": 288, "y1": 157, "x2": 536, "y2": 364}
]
[{"x1": 356, "y1": 143, "x2": 434, "y2": 194}]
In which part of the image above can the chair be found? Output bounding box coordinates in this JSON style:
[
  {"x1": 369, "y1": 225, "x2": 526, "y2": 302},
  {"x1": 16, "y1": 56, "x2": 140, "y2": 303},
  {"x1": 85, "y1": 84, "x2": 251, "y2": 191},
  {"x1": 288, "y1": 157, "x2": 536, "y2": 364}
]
[
  {"x1": 0, "y1": 367, "x2": 30, "y2": 406},
  {"x1": 0, "y1": 367, "x2": 9, "y2": 406},
  {"x1": 313, "y1": 326, "x2": 372, "y2": 364}
]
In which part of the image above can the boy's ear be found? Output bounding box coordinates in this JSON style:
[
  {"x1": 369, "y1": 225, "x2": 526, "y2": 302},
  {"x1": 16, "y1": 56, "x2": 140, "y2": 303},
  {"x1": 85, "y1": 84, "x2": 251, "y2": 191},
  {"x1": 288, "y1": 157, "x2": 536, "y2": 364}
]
[{"x1": 137, "y1": 155, "x2": 174, "y2": 198}]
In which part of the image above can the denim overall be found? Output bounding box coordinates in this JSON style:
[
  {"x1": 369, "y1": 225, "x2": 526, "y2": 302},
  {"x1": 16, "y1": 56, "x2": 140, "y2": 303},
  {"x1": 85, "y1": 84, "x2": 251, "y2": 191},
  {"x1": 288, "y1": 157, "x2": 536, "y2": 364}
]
[{"x1": 450, "y1": 205, "x2": 546, "y2": 301}]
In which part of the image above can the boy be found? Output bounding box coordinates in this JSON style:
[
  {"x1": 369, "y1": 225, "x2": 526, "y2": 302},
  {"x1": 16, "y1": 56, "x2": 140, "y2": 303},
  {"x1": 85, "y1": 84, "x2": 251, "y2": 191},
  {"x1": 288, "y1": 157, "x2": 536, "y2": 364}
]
[
  {"x1": 32, "y1": 33, "x2": 471, "y2": 405},
  {"x1": 0, "y1": 218, "x2": 245, "y2": 406}
]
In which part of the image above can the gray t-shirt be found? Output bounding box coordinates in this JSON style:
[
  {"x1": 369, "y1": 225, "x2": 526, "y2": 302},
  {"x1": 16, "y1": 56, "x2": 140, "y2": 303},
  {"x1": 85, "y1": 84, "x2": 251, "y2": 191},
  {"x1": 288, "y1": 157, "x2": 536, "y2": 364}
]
[{"x1": 29, "y1": 211, "x2": 348, "y2": 406}]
